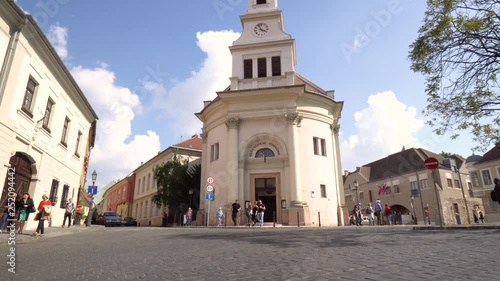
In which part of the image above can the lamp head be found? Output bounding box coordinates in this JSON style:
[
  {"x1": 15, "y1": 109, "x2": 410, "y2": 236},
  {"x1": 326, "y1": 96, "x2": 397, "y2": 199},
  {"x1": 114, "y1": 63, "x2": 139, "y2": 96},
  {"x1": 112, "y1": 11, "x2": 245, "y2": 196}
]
[
  {"x1": 92, "y1": 170, "x2": 97, "y2": 182},
  {"x1": 353, "y1": 180, "x2": 359, "y2": 188}
]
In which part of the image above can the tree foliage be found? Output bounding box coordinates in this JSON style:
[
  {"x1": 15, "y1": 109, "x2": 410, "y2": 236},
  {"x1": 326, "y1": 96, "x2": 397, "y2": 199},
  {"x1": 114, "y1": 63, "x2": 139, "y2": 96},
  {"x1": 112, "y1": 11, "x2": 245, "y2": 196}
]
[
  {"x1": 152, "y1": 155, "x2": 201, "y2": 218},
  {"x1": 409, "y1": 0, "x2": 500, "y2": 150}
]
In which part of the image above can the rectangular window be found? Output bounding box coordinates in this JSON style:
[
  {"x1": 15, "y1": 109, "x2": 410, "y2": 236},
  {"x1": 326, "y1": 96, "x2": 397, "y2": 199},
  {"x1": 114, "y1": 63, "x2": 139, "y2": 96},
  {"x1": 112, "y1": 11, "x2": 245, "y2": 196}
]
[
  {"x1": 244, "y1": 59, "x2": 253, "y2": 79},
  {"x1": 61, "y1": 117, "x2": 70, "y2": 146},
  {"x1": 320, "y1": 184, "x2": 326, "y2": 198},
  {"x1": 470, "y1": 172, "x2": 480, "y2": 187},
  {"x1": 481, "y1": 170, "x2": 492, "y2": 185},
  {"x1": 410, "y1": 181, "x2": 419, "y2": 196},
  {"x1": 320, "y1": 139, "x2": 326, "y2": 156},
  {"x1": 42, "y1": 98, "x2": 54, "y2": 132},
  {"x1": 368, "y1": 190, "x2": 373, "y2": 202},
  {"x1": 257, "y1": 0, "x2": 266, "y2": 4},
  {"x1": 313, "y1": 137, "x2": 326, "y2": 156},
  {"x1": 454, "y1": 179, "x2": 460, "y2": 189},
  {"x1": 257, "y1": 57, "x2": 267, "y2": 78},
  {"x1": 419, "y1": 179, "x2": 428, "y2": 189},
  {"x1": 271, "y1": 56, "x2": 281, "y2": 76},
  {"x1": 211, "y1": 143, "x2": 219, "y2": 161},
  {"x1": 446, "y1": 178, "x2": 453, "y2": 188},
  {"x1": 21, "y1": 77, "x2": 37, "y2": 117},
  {"x1": 75, "y1": 131, "x2": 82, "y2": 157},
  {"x1": 59, "y1": 185, "x2": 69, "y2": 208},
  {"x1": 49, "y1": 179, "x2": 59, "y2": 206},
  {"x1": 359, "y1": 191, "x2": 364, "y2": 200}
]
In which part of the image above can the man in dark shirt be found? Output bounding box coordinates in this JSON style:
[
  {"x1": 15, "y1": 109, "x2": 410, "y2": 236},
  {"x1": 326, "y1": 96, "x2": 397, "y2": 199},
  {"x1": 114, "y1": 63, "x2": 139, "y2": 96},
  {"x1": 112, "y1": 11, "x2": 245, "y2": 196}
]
[
  {"x1": 231, "y1": 200, "x2": 241, "y2": 226},
  {"x1": 494, "y1": 178, "x2": 500, "y2": 204}
]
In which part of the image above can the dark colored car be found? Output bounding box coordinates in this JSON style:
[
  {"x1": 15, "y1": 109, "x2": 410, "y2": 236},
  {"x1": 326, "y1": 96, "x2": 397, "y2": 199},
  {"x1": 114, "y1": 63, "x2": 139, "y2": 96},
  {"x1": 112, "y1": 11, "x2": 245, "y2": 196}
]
[
  {"x1": 102, "y1": 211, "x2": 121, "y2": 227},
  {"x1": 121, "y1": 217, "x2": 137, "y2": 226}
]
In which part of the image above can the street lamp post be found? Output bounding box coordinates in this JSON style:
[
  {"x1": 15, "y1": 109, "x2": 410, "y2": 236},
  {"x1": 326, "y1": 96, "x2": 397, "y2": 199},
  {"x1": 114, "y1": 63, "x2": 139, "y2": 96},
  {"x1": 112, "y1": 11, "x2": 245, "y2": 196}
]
[
  {"x1": 410, "y1": 196, "x2": 417, "y2": 224},
  {"x1": 189, "y1": 188, "x2": 194, "y2": 208},
  {"x1": 86, "y1": 170, "x2": 97, "y2": 227},
  {"x1": 353, "y1": 180, "x2": 359, "y2": 206}
]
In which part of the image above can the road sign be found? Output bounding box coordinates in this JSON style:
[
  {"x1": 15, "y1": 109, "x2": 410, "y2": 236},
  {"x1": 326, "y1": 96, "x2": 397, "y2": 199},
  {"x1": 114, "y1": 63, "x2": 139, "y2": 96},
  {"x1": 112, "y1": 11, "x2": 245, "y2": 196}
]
[
  {"x1": 206, "y1": 185, "x2": 214, "y2": 193},
  {"x1": 424, "y1": 157, "x2": 439, "y2": 170},
  {"x1": 87, "y1": 186, "x2": 98, "y2": 195},
  {"x1": 206, "y1": 176, "x2": 214, "y2": 184},
  {"x1": 205, "y1": 192, "x2": 214, "y2": 200}
]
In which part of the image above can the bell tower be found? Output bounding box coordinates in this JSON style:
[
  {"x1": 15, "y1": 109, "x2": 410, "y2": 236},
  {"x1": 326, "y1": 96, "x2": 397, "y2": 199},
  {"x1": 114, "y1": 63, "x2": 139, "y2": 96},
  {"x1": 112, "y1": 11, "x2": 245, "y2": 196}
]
[{"x1": 229, "y1": 0, "x2": 296, "y2": 91}]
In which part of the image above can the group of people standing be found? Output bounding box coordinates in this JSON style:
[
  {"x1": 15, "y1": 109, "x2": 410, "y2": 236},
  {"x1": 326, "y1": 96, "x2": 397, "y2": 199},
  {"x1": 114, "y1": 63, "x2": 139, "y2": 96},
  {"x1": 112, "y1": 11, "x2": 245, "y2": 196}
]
[
  {"x1": 0, "y1": 192, "x2": 77, "y2": 237},
  {"x1": 216, "y1": 199, "x2": 266, "y2": 227},
  {"x1": 351, "y1": 199, "x2": 393, "y2": 226}
]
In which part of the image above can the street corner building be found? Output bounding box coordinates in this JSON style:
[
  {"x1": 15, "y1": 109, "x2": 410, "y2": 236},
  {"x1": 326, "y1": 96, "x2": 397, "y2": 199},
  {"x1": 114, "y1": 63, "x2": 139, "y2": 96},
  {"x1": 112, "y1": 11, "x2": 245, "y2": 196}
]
[
  {"x1": 195, "y1": 0, "x2": 344, "y2": 227},
  {"x1": 0, "y1": 1, "x2": 98, "y2": 230}
]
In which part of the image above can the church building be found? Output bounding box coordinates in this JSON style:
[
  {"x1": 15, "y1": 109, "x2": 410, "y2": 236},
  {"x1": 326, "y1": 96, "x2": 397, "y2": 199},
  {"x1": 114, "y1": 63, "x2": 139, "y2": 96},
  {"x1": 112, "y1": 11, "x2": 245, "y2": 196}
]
[{"x1": 196, "y1": 0, "x2": 344, "y2": 226}]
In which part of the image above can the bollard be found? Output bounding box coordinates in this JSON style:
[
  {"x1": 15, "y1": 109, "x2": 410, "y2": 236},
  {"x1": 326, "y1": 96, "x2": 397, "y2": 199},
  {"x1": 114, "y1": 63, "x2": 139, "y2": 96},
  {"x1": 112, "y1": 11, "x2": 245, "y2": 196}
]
[
  {"x1": 273, "y1": 211, "x2": 276, "y2": 228},
  {"x1": 318, "y1": 212, "x2": 321, "y2": 227},
  {"x1": 297, "y1": 211, "x2": 300, "y2": 227}
]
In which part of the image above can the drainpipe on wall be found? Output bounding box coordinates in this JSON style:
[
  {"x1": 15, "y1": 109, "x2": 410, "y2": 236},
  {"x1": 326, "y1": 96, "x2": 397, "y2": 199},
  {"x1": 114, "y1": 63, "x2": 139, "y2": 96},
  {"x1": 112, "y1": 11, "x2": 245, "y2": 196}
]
[{"x1": 0, "y1": 17, "x2": 27, "y2": 105}]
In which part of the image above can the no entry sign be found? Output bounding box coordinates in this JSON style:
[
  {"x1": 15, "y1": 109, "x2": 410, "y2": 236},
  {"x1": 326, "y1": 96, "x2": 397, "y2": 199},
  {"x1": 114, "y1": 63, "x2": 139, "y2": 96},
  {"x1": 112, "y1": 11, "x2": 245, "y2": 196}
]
[{"x1": 424, "y1": 157, "x2": 439, "y2": 170}]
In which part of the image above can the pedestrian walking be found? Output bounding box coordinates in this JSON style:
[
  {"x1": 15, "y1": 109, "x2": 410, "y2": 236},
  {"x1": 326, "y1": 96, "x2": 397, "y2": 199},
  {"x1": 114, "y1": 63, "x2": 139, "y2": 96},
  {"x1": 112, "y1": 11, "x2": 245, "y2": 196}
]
[
  {"x1": 231, "y1": 199, "x2": 241, "y2": 226},
  {"x1": 384, "y1": 204, "x2": 392, "y2": 225},
  {"x1": 216, "y1": 207, "x2": 223, "y2": 227},
  {"x1": 472, "y1": 206, "x2": 479, "y2": 223},
  {"x1": 374, "y1": 199, "x2": 383, "y2": 225},
  {"x1": 252, "y1": 201, "x2": 258, "y2": 226},
  {"x1": 494, "y1": 178, "x2": 500, "y2": 204},
  {"x1": 17, "y1": 192, "x2": 34, "y2": 234},
  {"x1": 62, "y1": 198, "x2": 75, "y2": 228},
  {"x1": 257, "y1": 199, "x2": 266, "y2": 227},
  {"x1": 185, "y1": 208, "x2": 193, "y2": 226},
  {"x1": 33, "y1": 194, "x2": 52, "y2": 237},
  {"x1": 245, "y1": 203, "x2": 252, "y2": 226},
  {"x1": 366, "y1": 203, "x2": 374, "y2": 226}
]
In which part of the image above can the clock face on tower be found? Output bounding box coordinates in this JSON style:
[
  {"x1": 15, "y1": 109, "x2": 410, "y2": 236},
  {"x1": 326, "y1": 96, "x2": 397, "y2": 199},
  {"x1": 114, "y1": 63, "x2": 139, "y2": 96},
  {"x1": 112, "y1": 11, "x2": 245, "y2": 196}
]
[{"x1": 253, "y1": 23, "x2": 269, "y2": 37}]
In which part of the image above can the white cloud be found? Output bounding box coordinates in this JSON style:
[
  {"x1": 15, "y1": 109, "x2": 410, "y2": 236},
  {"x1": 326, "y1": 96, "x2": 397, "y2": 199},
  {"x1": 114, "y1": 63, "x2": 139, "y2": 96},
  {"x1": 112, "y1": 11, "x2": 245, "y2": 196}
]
[
  {"x1": 71, "y1": 65, "x2": 161, "y2": 186},
  {"x1": 47, "y1": 23, "x2": 68, "y2": 60},
  {"x1": 145, "y1": 30, "x2": 240, "y2": 136},
  {"x1": 341, "y1": 91, "x2": 425, "y2": 171}
]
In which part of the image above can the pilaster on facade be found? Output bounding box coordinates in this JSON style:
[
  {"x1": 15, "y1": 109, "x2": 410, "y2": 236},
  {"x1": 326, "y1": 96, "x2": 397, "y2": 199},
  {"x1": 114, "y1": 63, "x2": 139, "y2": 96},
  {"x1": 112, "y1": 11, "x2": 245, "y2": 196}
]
[{"x1": 225, "y1": 117, "x2": 240, "y2": 130}]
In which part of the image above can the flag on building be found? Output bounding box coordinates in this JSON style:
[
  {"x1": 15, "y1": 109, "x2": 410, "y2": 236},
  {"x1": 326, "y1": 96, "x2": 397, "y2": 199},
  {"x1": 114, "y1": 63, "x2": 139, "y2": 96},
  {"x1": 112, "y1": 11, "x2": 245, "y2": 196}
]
[{"x1": 378, "y1": 185, "x2": 384, "y2": 195}]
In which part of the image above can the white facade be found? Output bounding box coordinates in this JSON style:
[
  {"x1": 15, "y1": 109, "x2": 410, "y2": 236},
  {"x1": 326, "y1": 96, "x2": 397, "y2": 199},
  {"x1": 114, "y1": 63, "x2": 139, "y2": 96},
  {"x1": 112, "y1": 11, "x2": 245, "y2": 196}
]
[
  {"x1": 0, "y1": 2, "x2": 98, "y2": 231},
  {"x1": 196, "y1": 0, "x2": 344, "y2": 226}
]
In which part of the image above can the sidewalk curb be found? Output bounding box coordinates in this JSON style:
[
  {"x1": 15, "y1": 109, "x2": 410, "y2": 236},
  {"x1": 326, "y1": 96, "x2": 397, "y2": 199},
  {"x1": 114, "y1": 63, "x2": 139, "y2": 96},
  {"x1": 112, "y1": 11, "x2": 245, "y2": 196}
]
[{"x1": 0, "y1": 225, "x2": 105, "y2": 244}]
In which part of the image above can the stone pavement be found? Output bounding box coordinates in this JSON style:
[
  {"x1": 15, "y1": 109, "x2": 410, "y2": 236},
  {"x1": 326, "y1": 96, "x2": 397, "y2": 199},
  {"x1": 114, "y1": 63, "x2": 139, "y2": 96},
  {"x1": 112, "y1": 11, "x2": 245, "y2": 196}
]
[{"x1": 1, "y1": 224, "x2": 499, "y2": 280}]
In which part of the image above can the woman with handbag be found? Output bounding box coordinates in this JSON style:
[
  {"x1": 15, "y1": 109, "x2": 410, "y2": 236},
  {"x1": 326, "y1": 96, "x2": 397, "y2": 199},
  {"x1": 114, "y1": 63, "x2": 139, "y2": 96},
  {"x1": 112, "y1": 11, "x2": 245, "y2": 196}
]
[
  {"x1": 33, "y1": 194, "x2": 52, "y2": 237},
  {"x1": 17, "y1": 192, "x2": 35, "y2": 234}
]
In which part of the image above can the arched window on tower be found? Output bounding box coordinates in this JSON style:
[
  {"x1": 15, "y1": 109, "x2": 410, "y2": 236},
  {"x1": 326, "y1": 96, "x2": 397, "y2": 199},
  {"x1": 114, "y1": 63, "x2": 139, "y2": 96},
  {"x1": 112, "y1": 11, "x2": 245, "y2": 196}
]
[{"x1": 255, "y1": 148, "x2": 275, "y2": 162}]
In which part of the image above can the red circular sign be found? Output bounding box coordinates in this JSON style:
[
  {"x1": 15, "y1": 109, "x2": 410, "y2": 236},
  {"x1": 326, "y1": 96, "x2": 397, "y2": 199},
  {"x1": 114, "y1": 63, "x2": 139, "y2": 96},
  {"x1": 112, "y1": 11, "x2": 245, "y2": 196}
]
[{"x1": 424, "y1": 157, "x2": 439, "y2": 170}]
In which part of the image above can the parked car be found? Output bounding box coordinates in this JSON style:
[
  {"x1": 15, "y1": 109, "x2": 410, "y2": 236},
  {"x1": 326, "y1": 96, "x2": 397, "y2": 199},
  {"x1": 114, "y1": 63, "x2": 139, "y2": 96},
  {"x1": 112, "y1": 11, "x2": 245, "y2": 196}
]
[
  {"x1": 121, "y1": 217, "x2": 137, "y2": 226},
  {"x1": 102, "y1": 211, "x2": 121, "y2": 227}
]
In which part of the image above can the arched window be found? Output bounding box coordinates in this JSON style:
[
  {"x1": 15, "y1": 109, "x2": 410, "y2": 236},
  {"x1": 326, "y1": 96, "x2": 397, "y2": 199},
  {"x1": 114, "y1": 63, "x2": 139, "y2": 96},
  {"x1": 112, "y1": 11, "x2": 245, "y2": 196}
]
[{"x1": 255, "y1": 148, "x2": 275, "y2": 158}]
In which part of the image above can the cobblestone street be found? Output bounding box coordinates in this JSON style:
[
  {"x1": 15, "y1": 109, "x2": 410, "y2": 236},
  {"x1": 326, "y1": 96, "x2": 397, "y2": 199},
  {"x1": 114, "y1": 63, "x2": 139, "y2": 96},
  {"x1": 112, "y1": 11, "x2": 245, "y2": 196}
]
[{"x1": 1, "y1": 226, "x2": 498, "y2": 280}]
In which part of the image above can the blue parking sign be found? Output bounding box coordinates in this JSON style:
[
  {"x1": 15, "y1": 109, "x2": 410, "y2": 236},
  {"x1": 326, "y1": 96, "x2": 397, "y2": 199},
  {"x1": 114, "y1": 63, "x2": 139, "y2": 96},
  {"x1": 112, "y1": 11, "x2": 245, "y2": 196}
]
[{"x1": 205, "y1": 192, "x2": 214, "y2": 200}]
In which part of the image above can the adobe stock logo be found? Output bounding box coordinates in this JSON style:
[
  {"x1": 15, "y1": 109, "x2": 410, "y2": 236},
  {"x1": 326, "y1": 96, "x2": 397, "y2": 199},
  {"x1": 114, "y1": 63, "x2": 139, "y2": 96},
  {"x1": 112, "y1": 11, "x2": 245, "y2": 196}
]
[
  {"x1": 340, "y1": 0, "x2": 403, "y2": 63},
  {"x1": 31, "y1": 0, "x2": 72, "y2": 28},
  {"x1": 213, "y1": 0, "x2": 244, "y2": 21}
]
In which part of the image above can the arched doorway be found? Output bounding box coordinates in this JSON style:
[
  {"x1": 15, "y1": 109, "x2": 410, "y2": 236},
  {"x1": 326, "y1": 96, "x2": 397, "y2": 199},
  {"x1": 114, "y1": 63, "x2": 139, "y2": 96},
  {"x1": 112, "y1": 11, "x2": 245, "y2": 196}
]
[
  {"x1": 0, "y1": 153, "x2": 33, "y2": 208},
  {"x1": 390, "y1": 204, "x2": 413, "y2": 225}
]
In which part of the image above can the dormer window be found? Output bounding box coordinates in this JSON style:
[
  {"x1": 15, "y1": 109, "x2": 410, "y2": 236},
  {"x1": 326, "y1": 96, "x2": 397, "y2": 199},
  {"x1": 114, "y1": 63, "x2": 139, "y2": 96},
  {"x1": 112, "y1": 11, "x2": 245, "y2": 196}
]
[{"x1": 257, "y1": 0, "x2": 266, "y2": 4}]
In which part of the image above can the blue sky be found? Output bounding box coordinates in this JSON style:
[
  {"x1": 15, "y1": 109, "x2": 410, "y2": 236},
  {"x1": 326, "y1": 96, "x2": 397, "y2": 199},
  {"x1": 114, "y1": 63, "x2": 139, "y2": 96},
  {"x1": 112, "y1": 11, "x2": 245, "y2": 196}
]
[{"x1": 16, "y1": 0, "x2": 477, "y2": 188}]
